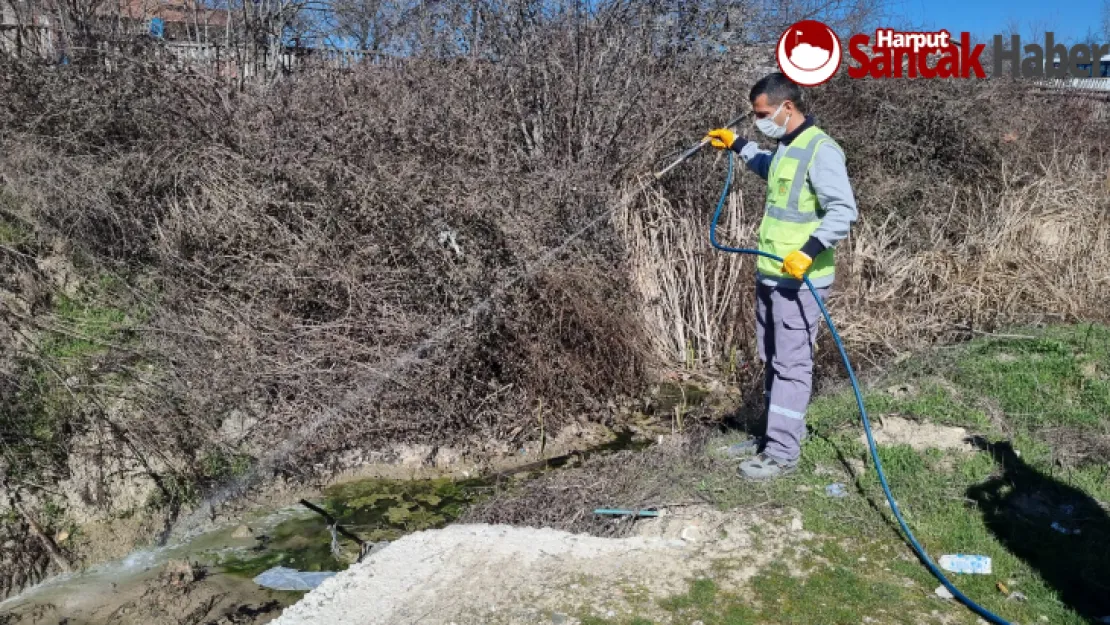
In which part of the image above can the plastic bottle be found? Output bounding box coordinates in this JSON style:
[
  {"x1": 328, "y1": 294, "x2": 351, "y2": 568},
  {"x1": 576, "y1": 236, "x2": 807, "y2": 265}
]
[{"x1": 938, "y1": 554, "x2": 992, "y2": 575}]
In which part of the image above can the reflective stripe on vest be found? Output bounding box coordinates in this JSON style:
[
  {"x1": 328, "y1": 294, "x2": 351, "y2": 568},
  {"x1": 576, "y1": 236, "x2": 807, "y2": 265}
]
[{"x1": 757, "y1": 126, "x2": 843, "y2": 281}]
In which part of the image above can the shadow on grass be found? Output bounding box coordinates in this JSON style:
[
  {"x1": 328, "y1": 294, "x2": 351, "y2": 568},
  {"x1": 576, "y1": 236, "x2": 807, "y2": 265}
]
[{"x1": 966, "y1": 436, "x2": 1110, "y2": 622}]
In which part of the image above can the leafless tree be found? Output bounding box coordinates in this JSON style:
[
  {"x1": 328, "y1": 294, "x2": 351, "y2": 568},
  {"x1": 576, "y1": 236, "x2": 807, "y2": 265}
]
[
  {"x1": 1103, "y1": 0, "x2": 1110, "y2": 42},
  {"x1": 327, "y1": 0, "x2": 412, "y2": 53}
]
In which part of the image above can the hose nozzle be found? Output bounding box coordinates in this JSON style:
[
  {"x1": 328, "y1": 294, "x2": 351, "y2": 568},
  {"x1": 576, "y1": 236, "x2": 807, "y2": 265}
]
[{"x1": 653, "y1": 111, "x2": 752, "y2": 179}]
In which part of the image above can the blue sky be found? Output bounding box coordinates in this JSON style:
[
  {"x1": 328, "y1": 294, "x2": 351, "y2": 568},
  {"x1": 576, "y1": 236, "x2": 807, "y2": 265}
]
[{"x1": 889, "y1": 0, "x2": 1104, "y2": 44}]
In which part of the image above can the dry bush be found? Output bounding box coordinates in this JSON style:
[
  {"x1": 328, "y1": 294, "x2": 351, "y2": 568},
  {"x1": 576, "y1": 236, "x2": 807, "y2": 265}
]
[
  {"x1": 616, "y1": 174, "x2": 757, "y2": 370},
  {"x1": 460, "y1": 431, "x2": 717, "y2": 538},
  {"x1": 826, "y1": 80, "x2": 1110, "y2": 355},
  {"x1": 0, "y1": 0, "x2": 765, "y2": 516},
  {"x1": 619, "y1": 77, "x2": 1110, "y2": 371},
  {"x1": 0, "y1": 519, "x2": 53, "y2": 599},
  {"x1": 0, "y1": 54, "x2": 668, "y2": 593},
  {"x1": 1, "y1": 0, "x2": 1109, "y2": 599}
]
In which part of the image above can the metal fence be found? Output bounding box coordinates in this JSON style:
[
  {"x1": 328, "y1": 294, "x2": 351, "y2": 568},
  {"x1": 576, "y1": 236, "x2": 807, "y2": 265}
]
[
  {"x1": 88, "y1": 39, "x2": 374, "y2": 77},
  {"x1": 1039, "y1": 77, "x2": 1110, "y2": 94}
]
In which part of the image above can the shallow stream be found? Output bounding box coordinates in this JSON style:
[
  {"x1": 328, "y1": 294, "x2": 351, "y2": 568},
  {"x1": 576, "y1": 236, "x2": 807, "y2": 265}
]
[{"x1": 0, "y1": 425, "x2": 663, "y2": 618}]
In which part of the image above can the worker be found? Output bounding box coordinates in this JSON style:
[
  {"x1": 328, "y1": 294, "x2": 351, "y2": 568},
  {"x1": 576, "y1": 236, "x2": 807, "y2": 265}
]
[{"x1": 704, "y1": 72, "x2": 858, "y2": 481}]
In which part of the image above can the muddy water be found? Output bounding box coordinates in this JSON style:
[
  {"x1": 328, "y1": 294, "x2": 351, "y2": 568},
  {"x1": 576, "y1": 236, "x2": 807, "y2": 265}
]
[
  {"x1": 1, "y1": 428, "x2": 661, "y2": 623},
  {"x1": 0, "y1": 478, "x2": 489, "y2": 620},
  {"x1": 0, "y1": 503, "x2": 313, "y2": 620}
]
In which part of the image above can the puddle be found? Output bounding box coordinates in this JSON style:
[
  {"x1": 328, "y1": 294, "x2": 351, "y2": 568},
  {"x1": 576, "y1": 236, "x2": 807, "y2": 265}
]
[
  {"x1": 217, "y1": 477, "x2": 489, "y2": 577},
  {"x1": 649, "y1": 382, "x2": 711, "y2": 416},
  {"x1": 0, "y1": 504, "x2": 312, "y2": 614},
  {"x1": 2, "y1": 429, "x2": 654, "y2": 618}
]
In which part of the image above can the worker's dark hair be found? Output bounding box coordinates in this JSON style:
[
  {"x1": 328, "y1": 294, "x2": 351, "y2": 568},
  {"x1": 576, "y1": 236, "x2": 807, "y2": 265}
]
[{"x1": 749, "y1": 73, "x2": 807, "y2": 113}]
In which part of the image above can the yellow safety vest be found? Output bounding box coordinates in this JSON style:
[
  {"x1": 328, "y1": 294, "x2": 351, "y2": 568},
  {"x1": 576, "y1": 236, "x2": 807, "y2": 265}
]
[{"x1": 758, "y1": 125, "x2": 842, "y2": 283}]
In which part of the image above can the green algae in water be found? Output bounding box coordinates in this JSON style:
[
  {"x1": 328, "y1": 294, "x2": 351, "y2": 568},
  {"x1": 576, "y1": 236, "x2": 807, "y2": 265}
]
[
  {"x1": 219, "y1": 514, "x2": 347, "y2": 576},
  {"x1": 651, "y1": 382, "x2": 711, "y2": 415},
  {"x1": 217, "y1": 434, "x2": 649, "y2": 579},
  {"x1": 322, "y1": 477, "x2": 486, "y2": 541},
  {"x1": 219, "y1": 477, "x2": 488, "y2": 578}
]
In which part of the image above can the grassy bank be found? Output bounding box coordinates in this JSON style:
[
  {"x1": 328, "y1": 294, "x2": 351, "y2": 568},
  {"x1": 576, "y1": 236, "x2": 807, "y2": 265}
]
[{"x1": 473, "y1": 324, "x2": 1110, "y2": 624}]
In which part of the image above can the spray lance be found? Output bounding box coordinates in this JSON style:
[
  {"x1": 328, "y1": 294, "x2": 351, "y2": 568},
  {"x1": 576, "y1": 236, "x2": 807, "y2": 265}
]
[
  {"x1": 651, "y1": 122, "x2": 1013, "y2": 625},
  {"x1": 653, "y1": 111, "x2": 753, "y2": 179}
]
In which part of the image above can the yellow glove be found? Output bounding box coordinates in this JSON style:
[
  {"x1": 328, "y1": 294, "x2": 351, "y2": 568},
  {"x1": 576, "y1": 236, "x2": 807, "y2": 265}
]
[
  {"x1": 704, "y1": 128, "x2": 739, "y2": 149},
  {"x1": 782, "y1": 250, "x2": 813, "y2": 280}
]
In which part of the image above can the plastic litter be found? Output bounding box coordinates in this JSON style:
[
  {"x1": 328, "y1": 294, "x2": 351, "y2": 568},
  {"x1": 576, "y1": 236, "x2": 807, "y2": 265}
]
[
  {"x1": 1050, "y1": 521, "x2": 1081, "y2": 535},
  {"x1": 938, "y1": 554, "x2": 992, "y2": 575},
  {"x1": 1009, "y1": 592, "x2": 1027, "y2": 602},
  {"x1": 825, "y1": 483, "x2": 848, "y2": 498},
  {"x1": 253, "y1": 566, "x2": 337, "y2": 591},
  {"x1": 594, "y1": 508, "x2": 660, "y2": 518},
  {"x1": 935, "y1": 585, "x2": 954, "y2": 599}
]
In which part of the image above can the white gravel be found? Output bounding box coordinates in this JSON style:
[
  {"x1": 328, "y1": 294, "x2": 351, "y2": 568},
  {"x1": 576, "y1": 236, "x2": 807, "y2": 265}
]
[{"x1": 271, "y1": 509, "x2": 803, "y2": 625}]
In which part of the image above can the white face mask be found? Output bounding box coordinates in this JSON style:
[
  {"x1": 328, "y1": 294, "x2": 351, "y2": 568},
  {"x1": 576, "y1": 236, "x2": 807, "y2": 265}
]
[{"x1": 755, "y1": 102, "x2": 791, "y2": 139}]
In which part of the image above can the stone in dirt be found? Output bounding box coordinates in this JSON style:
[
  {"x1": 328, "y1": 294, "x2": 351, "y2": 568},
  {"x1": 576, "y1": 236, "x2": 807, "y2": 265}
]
[
  {"x1": 862, "y1": 416, "x2": 974, "y2": 452},
  {"x1": 886, "y1": 384, "x2": 916, "y2": 399},
  {"x1": 162, "y1": 559, "x2": 201, "y2": 586}
]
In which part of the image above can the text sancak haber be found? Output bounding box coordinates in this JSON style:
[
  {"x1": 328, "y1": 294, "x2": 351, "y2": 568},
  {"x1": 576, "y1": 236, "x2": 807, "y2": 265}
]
[{"x1": 848, "y1": 29, "x2": 1109, "y2": 79}]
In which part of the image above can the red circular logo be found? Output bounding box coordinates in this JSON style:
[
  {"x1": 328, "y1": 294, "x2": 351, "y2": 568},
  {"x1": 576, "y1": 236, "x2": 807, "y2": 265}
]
[{"x1": 776, "y1": 20, "x2": 842, "y2": 86}]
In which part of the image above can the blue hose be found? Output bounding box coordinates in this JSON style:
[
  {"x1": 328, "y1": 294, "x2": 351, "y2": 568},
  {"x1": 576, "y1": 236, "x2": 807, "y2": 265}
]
[{"x1": 708, "y1": 151, "x2": 1010, "y2": 625}]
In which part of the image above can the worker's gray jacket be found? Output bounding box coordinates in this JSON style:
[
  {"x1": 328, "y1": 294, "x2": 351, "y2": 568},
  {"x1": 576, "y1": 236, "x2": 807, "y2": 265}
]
[{"x1": 735, "y1": 116, "x2": 858, "y2": 289}]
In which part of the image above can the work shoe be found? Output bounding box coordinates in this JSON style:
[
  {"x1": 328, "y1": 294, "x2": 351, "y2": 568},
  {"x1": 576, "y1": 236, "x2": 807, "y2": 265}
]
[
  {"x1": 717, "y1": 436, "x2": 765, "y2": 460},
  {"x1": 739, "y1": 453, "x2": 797, "y2": 481}
]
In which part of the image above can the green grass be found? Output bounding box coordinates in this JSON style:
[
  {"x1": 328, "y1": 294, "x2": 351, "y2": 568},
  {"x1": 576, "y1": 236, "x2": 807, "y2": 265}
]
[
  {"x1": 950, "y1": 330, "x2": 1110, "y2": 430},
  {"x1": 43, "y1": 289, "x2": 136, "y2": 359},
  {"x1": 1, "y1": 271, "x2": 155, "y2": 493},
  {"x1": 659, "y1": 578, "x2": 753, "y2": 624},
  {"x1": 749, "y1": 559, "x2": 924, "y2": 625},
  {"x1": 0, "y1": 217, "x2": 30, "y2": 246},
  {"x1": 0, "y1": 187, "x2": 32, "y2": 246},
  {"x1": 578, "y1": 578, "x2": 754, "y2": 625},
  {"x1": 573, "y1": 323, "x2": 1110, "y2": 625},
  {"x1": 199, "y1": 449, "x2": 255, "y2": 483},
  {"x1": 39, "y1": 274, "x2": 150, "y2": 371}
]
